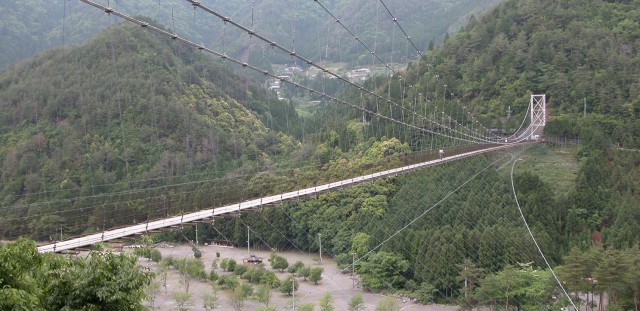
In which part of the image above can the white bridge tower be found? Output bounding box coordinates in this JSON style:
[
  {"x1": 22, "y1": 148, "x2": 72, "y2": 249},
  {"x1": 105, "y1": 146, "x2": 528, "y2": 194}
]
[{"x1": 529, "y1": 94, "x2": 546, "y2": 139}]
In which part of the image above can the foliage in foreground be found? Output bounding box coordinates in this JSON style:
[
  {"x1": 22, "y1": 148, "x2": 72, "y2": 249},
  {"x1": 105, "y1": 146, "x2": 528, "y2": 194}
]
[
  {"x1": 0, "y1": 238, "x2": 154, "y2": 310},
  {"x1": 556, "y1": 246, "x2": 640, "y2": 311}
]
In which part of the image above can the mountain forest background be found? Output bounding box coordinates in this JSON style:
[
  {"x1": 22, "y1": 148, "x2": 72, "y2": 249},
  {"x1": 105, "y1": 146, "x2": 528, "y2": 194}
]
[{"x1": 0, "y1": 0, "x2": 639, "y2": 310}]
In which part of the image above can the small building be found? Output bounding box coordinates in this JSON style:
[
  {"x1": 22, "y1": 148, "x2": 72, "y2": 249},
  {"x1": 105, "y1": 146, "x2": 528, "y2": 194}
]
[
  {"x1": 206, "y1": 239, "x2": 233, "y2": 247},
  {"x1": 243, "y1": 254, "x2": 263, "y2": 266},
  {"x1": 347, "y1": 68, "x2": 371, "y2": 82},
  {"x1": 108, "y1": 242, "x2": 124, "y2": 252}
]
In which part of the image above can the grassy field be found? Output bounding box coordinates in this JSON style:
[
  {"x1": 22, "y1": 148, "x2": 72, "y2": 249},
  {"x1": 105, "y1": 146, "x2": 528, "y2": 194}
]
[{"x1": 516, "y1": 144, "x2": 579, "y2": 196}]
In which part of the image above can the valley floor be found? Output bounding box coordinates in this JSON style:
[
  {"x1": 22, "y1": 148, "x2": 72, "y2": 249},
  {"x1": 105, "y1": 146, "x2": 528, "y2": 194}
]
[{"x1": 138, "y1": 244, "x2": 458, "y2": 311}]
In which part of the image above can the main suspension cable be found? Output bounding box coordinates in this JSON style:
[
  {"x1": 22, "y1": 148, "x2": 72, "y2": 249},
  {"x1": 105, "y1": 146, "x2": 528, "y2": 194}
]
[
  {"x1": 183, "y1": 0, "x2": 491, "y2": 144},
  {"x1": 78, "y1": 0, "x2": 486, "y2": 146}
]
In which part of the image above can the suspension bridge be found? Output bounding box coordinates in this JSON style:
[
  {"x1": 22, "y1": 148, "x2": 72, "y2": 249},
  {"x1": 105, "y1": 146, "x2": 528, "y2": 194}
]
[
  {"x1": 0, "y1": 0, "x2": 545, "y2": 253},
  {"x1": 21, "y1": 0, "x2": 548, "y2": 254},
  {"x1": 1, "y1": 1, "x2": 582, "y2": 308},
  {"x1": 37, "y1": 141, "x2": 534, "y2": 253}
]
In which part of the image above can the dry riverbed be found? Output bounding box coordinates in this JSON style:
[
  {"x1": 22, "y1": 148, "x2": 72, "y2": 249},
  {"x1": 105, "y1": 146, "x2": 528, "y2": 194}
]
[{"x1": 136, "y1": 244, "x2": 457, "y2": 311}]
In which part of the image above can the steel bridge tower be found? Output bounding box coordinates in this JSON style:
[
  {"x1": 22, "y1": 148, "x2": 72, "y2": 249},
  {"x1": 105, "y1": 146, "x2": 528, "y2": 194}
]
[{"x1": 529, "y1": 94, "x2": 546, "y2": 139}]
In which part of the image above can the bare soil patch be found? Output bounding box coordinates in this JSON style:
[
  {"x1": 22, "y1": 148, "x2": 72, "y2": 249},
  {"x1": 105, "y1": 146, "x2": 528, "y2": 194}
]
[{"x1": 137, "y1": 244, "x2": 457, "y2": 310}]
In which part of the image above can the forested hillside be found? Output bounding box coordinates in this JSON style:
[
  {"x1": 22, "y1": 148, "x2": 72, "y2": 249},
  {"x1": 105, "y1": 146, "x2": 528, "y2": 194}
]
[
  {"x1": 0, "y1": 18, "x2": 419, "y2": 241},
  {"x1": 406, "y1": 0, "x2": 639, "y2": 131},
  {"x1": 201, "y1": 0, "x2": 640, "y2": 309},
  {"x1": 1, "y1": 0, "x2": 640, "y2": 310},
  {"x1": 0, "y1": 0, "x2": 502, "y2": 69},
  {"x1": 399, "y1": 0, "x2": 640, "y2": 308},
  {"x1": 0, "y1": 20, "x2": 304, "y2": 239},
  {"x1": 401, "y1": 0, "x2": 640, "y2": 308},
  {"x1": 401, "y1": 0, "x2": 640, "y2": 249}
]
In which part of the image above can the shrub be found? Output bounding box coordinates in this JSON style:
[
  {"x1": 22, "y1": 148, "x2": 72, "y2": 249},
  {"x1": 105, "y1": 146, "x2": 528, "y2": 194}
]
[
  {"x1": 220, "y1": 258, "x2": 237, "y2": 272},
  {"x1": 239, "y1": 283, "x2": 253, "y2": 298},
  {"x1": 218, "y1": 275, "x2": 240, "y2": 289},
  {"x1": 260, "y1": 270, "x2": 280, "y2": 288},
  {"x1": 288, "y1": 261, "x2": 305, "y2": 275},
  {"x1": 270, "y1": 255, "x2": 288, "y2": 272},
  {"x1": 308, "y1": 267, "x2": 323, "y2": 284},
  {"x1": 233, "y1": 264, "x2": 249, "y2": 276},
  {"x1": 192, "y1": 246, "x2": 202, "y2": 259},
  {"x1": 161, "y1": 256, "x2": 177, "y2": 268},
  {"x1": 242, "y1": 267, "x2": 265, "y2": 284},
  {"x1": 149, "y1": 249, "x2": 162, "y2": 262},
  {"x1": 410, "y1": 282, "x2": 436, "y2": 304},
  {"x1": 250, "y1": 268, "x2": 266, "y2": 284},
  {"x1": 279, "y1": 276, "x2": 298, "y2": 295},
  {"x1": 133, "y1": 247, "x2": 162, "y2": 262},
  {"x1": 208, "y1": 269, "x2": 219, "y2": 282},
  {"x1": 299, "y1": 267, "x2": 311, "y2": 280}
]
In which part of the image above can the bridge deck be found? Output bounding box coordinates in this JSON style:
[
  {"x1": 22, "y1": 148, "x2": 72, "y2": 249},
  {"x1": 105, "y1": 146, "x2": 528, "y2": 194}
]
[{"x1": 38, "y1": 143, "x2": 522, "y2": 253}]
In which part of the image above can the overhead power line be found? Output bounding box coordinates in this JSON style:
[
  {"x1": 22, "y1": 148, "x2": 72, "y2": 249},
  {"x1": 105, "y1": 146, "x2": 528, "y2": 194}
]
[
  {"x1": 77, "y1": 0, "x2": 490, "y2": 145},
  {"x1": 184, "y1": 0, "x2": 492, "y2": 144},
  {"x1": 378, "y1": 0, "x2": 500, "y2": 140},
  {"x1": 311, "y1": 0, "x2": 491, "y2": 146}
]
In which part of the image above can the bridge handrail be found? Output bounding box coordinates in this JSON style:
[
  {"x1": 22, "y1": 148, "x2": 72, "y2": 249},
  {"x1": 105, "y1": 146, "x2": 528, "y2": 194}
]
[{"x1": 37, "y1": 143, "x2": 524, "y2": 253}]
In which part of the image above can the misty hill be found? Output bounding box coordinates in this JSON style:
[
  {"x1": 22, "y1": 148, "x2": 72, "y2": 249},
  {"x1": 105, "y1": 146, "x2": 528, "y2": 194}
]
[{"x1": 0, "y1": 0, "x2": 502, "y2": 69}]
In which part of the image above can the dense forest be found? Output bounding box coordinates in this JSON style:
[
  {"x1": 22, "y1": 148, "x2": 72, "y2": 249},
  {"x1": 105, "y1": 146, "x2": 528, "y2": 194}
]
[
  {"x1": 405, "y1": 0, "x2": 640, "y2": 131},
  {"x1": 0, "y1": 21, "x2": 303, "y2": 239},
  {"x1": 199, "y1": 0, "x2": 640, "y2": 309},
  {"x1": 1, "y1": 0, "x2": 639, "y2": 310},
  {"x1": 0, "y1": 18, "x2": 429, "y2": 240},
  {"x1": 398, "y1": 0, "x2": 640, "y2": 247}
]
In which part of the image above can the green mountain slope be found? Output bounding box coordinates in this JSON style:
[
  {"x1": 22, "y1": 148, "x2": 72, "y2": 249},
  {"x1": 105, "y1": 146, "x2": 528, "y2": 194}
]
[
  {"x1": 0, "y1": 21, "x2": 299, "y2": 239},
  {"x1": 201, "y1": 1, "x2": 640, "y2": 308},
  {"x1": 0, "y1": 18, "x2": 417, "y2": 241},
  {"x1": 406, "y1": 0, "x2": 639, "y2": 129},
  {"x1": 402, "y1": 0, "x2": 640, "y2": 249}
]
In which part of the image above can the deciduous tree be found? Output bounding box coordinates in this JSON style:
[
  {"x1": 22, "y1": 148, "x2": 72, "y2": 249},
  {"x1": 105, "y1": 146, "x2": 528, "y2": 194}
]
[
  {"x1": 348, "y1": 293, "x2": 365, "y2": 311},
  {"x1": 319, "y1": 292, "x2": 335, "y2": 311}
]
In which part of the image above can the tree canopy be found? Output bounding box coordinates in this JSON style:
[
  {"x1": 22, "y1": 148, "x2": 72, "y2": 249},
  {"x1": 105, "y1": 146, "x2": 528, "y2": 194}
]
[{"x1": 0, "y1": 239, "x2": 153, "y2": 310}]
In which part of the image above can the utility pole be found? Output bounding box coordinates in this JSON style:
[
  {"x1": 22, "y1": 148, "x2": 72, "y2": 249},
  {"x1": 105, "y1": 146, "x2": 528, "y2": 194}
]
[
  {"x1": 444, "y1": 84, "x2": 447, "y2": 101},
  {"x1": 352, "y1": 252, "x2": 356, "y2": 288},
  {"x1": 247, "y1": 226, "x2": 250, "y2": 255},
  {"x1": 195, "y1": 223, "x2": 198, "y2": 245},
  {"x1": 361, "y1": 92, "x2": 365, "y2": 123},
  {"x1": 292, "y1": 278, "x2": 296, "y2": 311},
  {"x1": 583, "y1": 97, "x2": 587, "y2": 118},
  {"x1": 59, "y1": 227, "x2": 63, "y2": 241},
  {"x1": 318, "y1": 233, "x2": 322, "y2": 263},
  {"x1": 464, "y1": 266, "x2": 468, "y2": 299}
]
